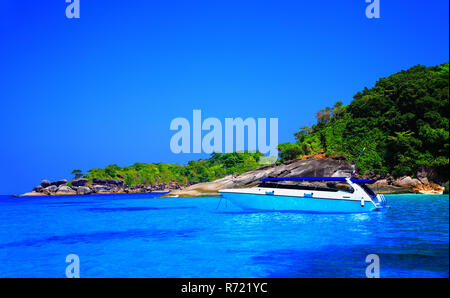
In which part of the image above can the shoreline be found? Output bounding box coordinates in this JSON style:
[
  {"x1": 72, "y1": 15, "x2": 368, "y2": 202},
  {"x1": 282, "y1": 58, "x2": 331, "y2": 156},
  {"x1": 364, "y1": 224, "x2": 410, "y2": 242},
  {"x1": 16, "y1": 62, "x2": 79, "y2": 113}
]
[
  {"x1": 15, "y1": 189, "x2": 446, "y2": 197},
  {"x1": 16, "y1": 158, "x2": 448, "y2": 198},
  {"x1": 14, "y1": 190, "x2": 171, "y2": 198}
]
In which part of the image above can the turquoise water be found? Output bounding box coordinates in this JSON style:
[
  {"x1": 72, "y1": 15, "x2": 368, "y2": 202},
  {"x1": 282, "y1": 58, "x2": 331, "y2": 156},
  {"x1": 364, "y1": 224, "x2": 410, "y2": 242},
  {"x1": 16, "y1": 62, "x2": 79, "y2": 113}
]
[{"x1": 0, "y1": 193, "x2": 448, "y2": 277}]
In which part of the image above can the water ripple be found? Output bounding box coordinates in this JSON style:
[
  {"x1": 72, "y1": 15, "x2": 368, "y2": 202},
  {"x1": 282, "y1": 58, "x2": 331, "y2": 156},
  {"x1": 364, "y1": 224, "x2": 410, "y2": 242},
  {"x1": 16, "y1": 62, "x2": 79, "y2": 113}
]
[
  {"x1": 85, "y1": 206, "x2": 196, "y2": 212},
  {"x1": 0, "y1": 228, "x2": 199, "y2": 248}
]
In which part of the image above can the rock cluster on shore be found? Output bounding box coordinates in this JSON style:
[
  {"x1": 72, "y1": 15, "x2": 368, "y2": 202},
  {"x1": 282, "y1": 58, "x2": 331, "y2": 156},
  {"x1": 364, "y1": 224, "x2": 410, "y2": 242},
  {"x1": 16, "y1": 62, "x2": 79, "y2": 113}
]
[{"x1": 21, "y1": 177, "x2": 192, "y2": 196}]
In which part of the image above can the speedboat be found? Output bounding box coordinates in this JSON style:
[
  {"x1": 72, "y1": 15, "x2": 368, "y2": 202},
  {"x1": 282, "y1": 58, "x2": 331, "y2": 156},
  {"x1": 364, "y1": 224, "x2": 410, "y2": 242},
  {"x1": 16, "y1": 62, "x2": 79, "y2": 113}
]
[{"x1": 218, "y1": 177, "x2": 387, "y2": 213}]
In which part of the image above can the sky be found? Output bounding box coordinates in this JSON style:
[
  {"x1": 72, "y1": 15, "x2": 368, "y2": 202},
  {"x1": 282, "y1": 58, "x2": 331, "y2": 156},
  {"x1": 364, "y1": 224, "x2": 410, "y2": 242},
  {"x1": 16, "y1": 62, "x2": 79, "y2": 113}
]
[{"x1": 0, "y1": 0, "x2": 448, "y2": 194}]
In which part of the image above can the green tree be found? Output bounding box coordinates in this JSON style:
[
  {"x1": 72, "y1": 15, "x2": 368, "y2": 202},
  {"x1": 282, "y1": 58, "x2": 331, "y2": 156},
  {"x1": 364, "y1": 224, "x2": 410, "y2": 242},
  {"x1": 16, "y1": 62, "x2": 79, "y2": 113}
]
[
  {"x1": 315, "y1": 107, "x2": 332, "y2": 123},
  {"x1": 71, "y1": 169, "x2": 83, "y2": 179},
  {"x1": 278, "y1": 143, "x2": 303, "y2": 162}
]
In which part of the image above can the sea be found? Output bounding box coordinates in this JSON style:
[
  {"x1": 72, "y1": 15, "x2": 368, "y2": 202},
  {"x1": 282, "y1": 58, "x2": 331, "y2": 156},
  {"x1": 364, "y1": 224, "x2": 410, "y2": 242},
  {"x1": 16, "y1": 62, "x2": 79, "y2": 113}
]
[{"x1": 0, "y1": 193, "x2": 448, "y2": 277}]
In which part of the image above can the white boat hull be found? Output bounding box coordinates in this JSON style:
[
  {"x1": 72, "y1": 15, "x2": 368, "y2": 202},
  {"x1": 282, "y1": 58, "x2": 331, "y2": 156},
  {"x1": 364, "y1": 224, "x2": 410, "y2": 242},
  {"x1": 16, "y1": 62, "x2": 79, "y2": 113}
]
[{"x1": 219, "y1": 188, "x2": 379, "y2": 213}]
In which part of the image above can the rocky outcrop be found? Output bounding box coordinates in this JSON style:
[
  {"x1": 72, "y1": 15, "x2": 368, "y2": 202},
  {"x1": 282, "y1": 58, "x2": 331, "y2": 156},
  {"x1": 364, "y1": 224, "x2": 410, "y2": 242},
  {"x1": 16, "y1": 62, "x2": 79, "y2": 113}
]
[
  {"x1": 51, "y1": 179, "x2": 67, "y2": 187},
  {"x1": 55, "y1": 185, "x2": 76, "y2": 195},
  {"x1": 42, "y1": 185, "x2": 58, "y2": 195},
  {"x1": 372, "y1": 179, "x2": 415, "y2": 194},
  {"x1": 392, "y1": 176, "x2": 421, "y2": 188},
  {"x1": 20, "y1": 178, "x2": 186, "y2": 196},
  {"x1": 41, "y1": 180, "x2": 51, "y2": 188},
  {"x1": 72, "y1": 178, "x2": 88, "y2": 187},
  {"x1": 92, "y1": 185, "x2": 111, "y2": 193},
  {"x1": 372, "y1": 177, "x2": 444, "y2": 194},
  {"x1": 92, "y1": 178, "x2": 124, "y2": 186},
  {"x1": 76, "y1": 186, "x2": 92, "y2": 195},
  {"x1": 57, "y1": 185, "x2": 72, "y2": 192},
  {"x1": 33, "y1": 185, "x2": 43, "y2": 193}
]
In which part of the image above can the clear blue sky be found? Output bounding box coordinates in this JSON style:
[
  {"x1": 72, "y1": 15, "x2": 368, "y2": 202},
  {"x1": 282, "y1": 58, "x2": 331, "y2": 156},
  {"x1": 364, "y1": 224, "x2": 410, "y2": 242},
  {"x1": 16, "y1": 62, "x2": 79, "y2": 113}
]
[{"x1": 0, "y1": 0, "x2": 448, "y2": 194}]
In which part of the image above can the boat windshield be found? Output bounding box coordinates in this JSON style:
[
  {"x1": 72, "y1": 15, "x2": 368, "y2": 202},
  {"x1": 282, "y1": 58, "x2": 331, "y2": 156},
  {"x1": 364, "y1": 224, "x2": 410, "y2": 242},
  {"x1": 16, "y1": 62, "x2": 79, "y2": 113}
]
[
  {"x1": 257, "y1": 181, "x2": 354, "y2": 193},
  {"x1": 360, "y1": 184, "x2": 376, "y2": 198}
]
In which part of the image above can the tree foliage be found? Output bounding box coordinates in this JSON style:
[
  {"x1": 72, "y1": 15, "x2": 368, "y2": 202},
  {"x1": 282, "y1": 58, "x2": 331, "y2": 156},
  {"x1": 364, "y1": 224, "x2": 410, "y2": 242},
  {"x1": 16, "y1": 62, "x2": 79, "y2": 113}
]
[
  {"x1": 83, "y1": 151, "x2": 263, "y2": 186},
  {"x1": 71, "y1": 169, "x2": 84, "y2": 179},
  {"x1": 279, "y1": 63, "x2": 449, "y2": 179}
]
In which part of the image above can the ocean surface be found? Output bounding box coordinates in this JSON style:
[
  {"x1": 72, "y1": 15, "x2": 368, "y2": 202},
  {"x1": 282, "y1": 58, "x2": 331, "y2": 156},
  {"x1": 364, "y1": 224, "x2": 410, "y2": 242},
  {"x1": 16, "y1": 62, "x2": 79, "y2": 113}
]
[{"x1": 0, "y1": 193, "x2": 448, "y2": 278}]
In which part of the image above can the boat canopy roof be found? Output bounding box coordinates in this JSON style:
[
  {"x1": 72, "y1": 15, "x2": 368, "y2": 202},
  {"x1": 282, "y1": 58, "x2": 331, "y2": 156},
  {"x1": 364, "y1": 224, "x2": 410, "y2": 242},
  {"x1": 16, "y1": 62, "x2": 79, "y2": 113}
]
[{"x1": 261, "y1": 177, "x2": 376, "y2": 184}]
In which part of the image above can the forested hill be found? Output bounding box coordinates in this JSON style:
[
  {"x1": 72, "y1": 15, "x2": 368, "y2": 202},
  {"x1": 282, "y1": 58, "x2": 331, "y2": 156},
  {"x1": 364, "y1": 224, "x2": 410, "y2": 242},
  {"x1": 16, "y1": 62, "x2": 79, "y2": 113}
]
[
  {"x1": 73, "y1": 152, "x2": 264, "y2": 186},
  {"x1": 278, "y1": 63, "x2": 449, "y2": 181}
]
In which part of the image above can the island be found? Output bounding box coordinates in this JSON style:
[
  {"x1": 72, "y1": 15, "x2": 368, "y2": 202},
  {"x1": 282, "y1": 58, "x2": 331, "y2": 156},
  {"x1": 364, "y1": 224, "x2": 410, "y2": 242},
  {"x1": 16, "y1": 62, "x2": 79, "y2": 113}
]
[{"x1": 18, "y1": 63, "x2": 449, "y2": 197}]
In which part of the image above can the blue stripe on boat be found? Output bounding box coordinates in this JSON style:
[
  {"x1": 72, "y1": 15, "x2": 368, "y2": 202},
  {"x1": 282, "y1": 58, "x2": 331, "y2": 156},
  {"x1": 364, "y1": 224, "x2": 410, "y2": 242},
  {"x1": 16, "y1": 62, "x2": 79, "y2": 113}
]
[{"x1": 261, "y1": 177, "x2": 376, "y2": 184}]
